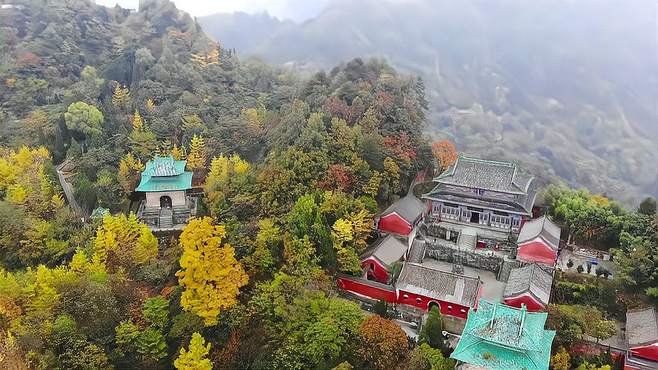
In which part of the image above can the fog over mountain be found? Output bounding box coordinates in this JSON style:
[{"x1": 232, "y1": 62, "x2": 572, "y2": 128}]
[{"x1": 200, "y1": 0, "x2": 658, "y2": 205}]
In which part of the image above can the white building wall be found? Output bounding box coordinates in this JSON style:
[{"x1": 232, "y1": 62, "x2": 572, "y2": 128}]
[{"x1": 145, "y1": 190, "x2": 186, "y2": 208}]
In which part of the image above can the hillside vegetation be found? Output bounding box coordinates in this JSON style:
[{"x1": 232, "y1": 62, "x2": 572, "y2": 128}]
[
  {"x1": 0, "y1": 0, "x2": 445, "y2": 368},
  {"x1": 200, "y1": 0, "x2": 658, "y2": 205}
]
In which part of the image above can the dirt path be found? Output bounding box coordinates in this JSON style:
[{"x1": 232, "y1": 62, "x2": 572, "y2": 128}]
[{"x1": 56, "y1": 159, "x2": 86, "y2": 218}]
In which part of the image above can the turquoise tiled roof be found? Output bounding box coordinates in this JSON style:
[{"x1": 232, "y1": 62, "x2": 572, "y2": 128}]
[
  {"x1": 136, "y1": 156, "x2": 193, "y2": 192},
  {"x1": 450, "y1": 300, "x2": 555, "y2": 370}
]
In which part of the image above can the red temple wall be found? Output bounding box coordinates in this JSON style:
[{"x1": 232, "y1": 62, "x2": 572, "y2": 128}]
[
  {"x1": 336, "y1": 276, "x2": 397, "y2": 303},
  {"x1": 361, "y1": 257, "x2": 390, "y2": 284},
  {"x1": 397, "y1": 289, "x2": 470, "y2": 319}
]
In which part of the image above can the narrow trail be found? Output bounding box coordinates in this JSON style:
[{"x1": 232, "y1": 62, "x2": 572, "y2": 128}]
[{"x1": 56, "y1": 159, "x2": 86, "y2": 218}]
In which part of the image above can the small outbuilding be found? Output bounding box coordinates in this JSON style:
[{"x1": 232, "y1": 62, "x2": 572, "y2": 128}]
[
  {"x1": 516, "y1": 215, "x2": 561, "y2": 265},
  {"x1": 376, "y1": 194, "x2": 426, "y2": 236},
  {"x1": 503, "y1": 263, "x2": 553, "y2": 311},
  {"x1": 136, "y1": 156, "x2": 194, "y2": 229},
  {"x1": 360, "y1": 234, "x2": 408, "y2": 283}
]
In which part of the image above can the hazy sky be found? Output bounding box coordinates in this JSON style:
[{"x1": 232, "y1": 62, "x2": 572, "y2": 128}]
[{"x1": 94, "y1": 0, "x2": 329, "y2": 20}]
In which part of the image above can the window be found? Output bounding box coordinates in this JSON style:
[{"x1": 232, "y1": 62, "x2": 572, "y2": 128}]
[
  {"x1": 403, "y1": 294, "x2": 408, "y2": 299},
  {"x1": 460, "y1": 309, "x2": 466, "y2": 313},
  {"x1": 491, "y1": 214, "x2": 510, "y2": 227},
  {"x1": 441, "y1": 205, "x2": 460, "y2": 219},
  {"x1": 447, "y1": 305, "x2": 453, "y2": 310},
  {"x1": 416, "y1": 298, "x2": 422, "y2": 304}
]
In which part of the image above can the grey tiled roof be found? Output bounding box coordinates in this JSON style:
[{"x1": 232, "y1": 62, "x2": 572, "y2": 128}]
[
  {"x1": 626, "y1": 307, "x2": 658, "y2": 346},
  {"x1": 380, "y1": 195, "x2": 425, "y2": 224},
  {"x1": 424, "y1": 190, "x2": 536, "y2": 215},
  {"x1": 396, "y1": 262, "x2": 480, "y2": 307},
  {"x1": 503, "y1": 264, "x2": 553, "y2": 305},
  {"x1": 435, "y1": 154, "x2": 534, "y2": 194},
  {"x1": 361, "y1": 235, "x2": 408, "y2": 266},
  {"x1": 407, "y1": 240, "x2": 426, "y2": 263},
  {"x1": 517, "y1": 216, "x2": 561, "y2": 250}
]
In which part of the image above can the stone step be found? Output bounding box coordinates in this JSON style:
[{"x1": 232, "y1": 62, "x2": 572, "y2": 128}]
[
  {"x1": 159, "y1": 216, "x2": 173, "y2": 228},
  {"x1": 457, "y1": 232, "x2": 477, "y2": 250}
]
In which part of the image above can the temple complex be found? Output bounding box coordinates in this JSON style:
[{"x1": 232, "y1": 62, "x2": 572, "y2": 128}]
[
  {"x1": 135, "y1": 156, "x2": 196, "y2": 230},
  {"x1": 337, "y1": 154, "x2": 561, "y2": 367}
]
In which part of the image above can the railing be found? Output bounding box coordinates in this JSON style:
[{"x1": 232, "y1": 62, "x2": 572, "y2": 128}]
[
  {"x1": 434, "y1": 210, "x2": 511, "y2": 230},
  {"x1": 440, "y1": 206, "x2": 460, "y2": 221},
  {"x1": 137, "y1": 199, "x2": 193, "y2": 230}
]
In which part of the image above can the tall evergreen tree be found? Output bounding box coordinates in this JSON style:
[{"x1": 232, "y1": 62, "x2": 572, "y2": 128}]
[{"x1": 420, "y1": 305, "x2": 448, "y2": 353}]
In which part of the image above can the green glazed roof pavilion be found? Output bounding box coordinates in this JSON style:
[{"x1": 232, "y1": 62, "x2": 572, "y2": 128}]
[
  {"x1": 136, "y1": 156, "x2": 193, "y2": 192},
  {"x1": 450, "y1": 299, "x2": 555, "y2": 370}
]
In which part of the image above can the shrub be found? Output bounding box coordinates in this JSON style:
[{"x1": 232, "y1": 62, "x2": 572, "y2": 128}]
[
  {"x1": 577, "y1": 265, "x2": 584, "y2": 273},
  {"x1": 595, "y1": 266, "x2": 605, "y2": 277},
  {"x1": 373, "y1": 299, "x2": 389, "y2": 318},
  {"x1": 567, "y1": 259, "x2": 574, "y2": 268}
]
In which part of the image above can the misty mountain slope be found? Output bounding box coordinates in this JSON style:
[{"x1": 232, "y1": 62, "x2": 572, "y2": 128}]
[{"x1": 200, "y1": 0, "x2": 658, "y2": 205}]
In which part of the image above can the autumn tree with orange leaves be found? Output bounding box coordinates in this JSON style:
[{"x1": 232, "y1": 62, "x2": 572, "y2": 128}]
[
  {"x1": 355, "y1": 315, "x2": 409, "y2": 370},
  {"x1": 431, "y1": 140, "x2": 458, "y2": 173}
]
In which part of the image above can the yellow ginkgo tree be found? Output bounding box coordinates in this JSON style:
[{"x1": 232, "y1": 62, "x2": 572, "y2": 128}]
[
  {"x1": 174, "y1": 332, "x2": 213, "y2": 370},
  {"x1": 331, "y1": 209, "x2": 373, "y2": 274},
  {"x1": 0, "y1": 146, "x2": 60, "y2": 217},
  {"x1": 118, "y1": 152, "x2": 144, "y2": 194},
  {"x1": 186, "y1": 135, "x2": 207, "y2": 172},
  {"x1": 93, "y1": 213, "x2": 158, "y2": 272},
  {"x1": 176, "y1": 217, "x2": 248, "y2": 326},
  {"x1": 204, "y1": 154, "x2": 250, "y2": 217}
]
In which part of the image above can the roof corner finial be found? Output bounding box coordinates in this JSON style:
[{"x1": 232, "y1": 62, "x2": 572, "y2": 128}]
[
  {"x1": 518, "y1": 304, "x2": 527, "y2": 337},
  {"x1": 489, "y1": 303, "x2": 497, "y2": 329}
]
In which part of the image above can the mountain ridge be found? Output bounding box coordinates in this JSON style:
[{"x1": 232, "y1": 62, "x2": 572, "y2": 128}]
[{"x1": 199, "y1": 0, "x2": 658, "y2": 205}]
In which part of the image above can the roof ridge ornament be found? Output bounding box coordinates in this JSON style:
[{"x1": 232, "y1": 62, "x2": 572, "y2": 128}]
[
  {"x1": 518, "y1": 304, "x2": 527, "y2": 338},
  {"x1": 489, "y1": 303, "x2": 497, "y2": 329}
]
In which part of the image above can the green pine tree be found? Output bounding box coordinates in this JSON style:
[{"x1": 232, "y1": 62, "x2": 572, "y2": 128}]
[{"x1": 420, "y1": 305, "x2": 448, "y2": 353}]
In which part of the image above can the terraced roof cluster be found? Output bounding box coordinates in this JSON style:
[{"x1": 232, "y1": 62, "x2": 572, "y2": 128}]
[{"x1": 451, "y1": 300, "x2": 555, "y2": 370}]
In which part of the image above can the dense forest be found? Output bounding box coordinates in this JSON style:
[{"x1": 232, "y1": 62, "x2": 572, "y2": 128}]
[
  {"x1": 200, "y1": 0, "x2": 658, "y2": 205},
  {"x1": 0, "y1": 0, "x2": 443, "y2": 368},
  {"x1": 0, "y1": 1, "x2": 656, "y2": 369}
]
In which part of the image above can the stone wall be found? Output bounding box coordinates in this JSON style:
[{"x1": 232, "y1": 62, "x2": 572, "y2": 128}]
[
  {"x1": 498, "y1": 259, "x2": 523, "y2": 281},
  {"x1": 145, "y1": 190, "x2": 187, "y2": 208},
  {"x1": 425, "y1": 243, "x2": 504, "y2": 276}
]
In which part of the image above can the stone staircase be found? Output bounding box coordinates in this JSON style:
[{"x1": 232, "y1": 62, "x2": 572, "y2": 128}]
[
  {"x1": 159, "y1": 209, "x2": 173, "y2": 229},
  {"x1": 457, "y1": 227, "x2": 478, "y2": 250},
  {"x1": 407, "y1": 240, "x2": 426, "y2": 263},
  {"x1": 172, "y1": 205, "x2": 191, "y2": 225}
]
